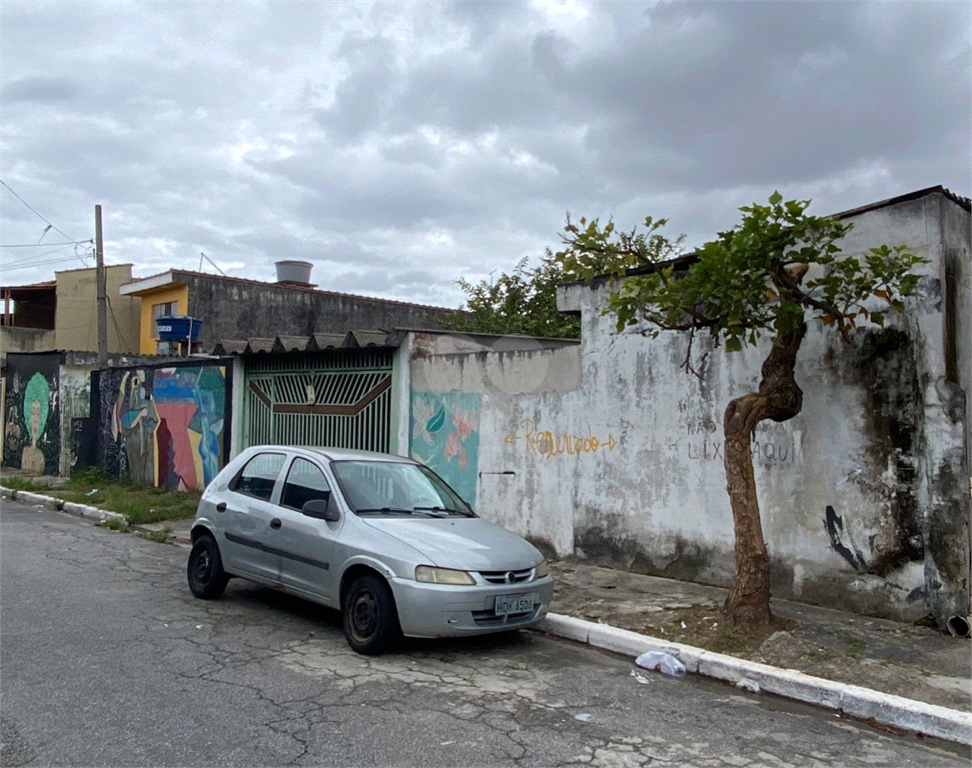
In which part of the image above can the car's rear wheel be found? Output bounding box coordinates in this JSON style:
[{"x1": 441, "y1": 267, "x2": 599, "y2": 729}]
[
  {"x1": 187, "y1": 535, "x2": 229, "y2": 599},
  {"x1": 342, "y1": 575, "x2": 399, "y2": 655}
]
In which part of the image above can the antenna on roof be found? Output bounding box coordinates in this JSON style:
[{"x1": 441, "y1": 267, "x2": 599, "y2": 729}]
[{"x1": 199, "y1": 251, "x2": 227, "y2": 276}]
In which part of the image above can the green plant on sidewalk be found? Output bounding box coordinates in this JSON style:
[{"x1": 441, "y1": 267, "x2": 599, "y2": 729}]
[{"x1": 2, "y1": 471, "x2": 200, "y2": 526}]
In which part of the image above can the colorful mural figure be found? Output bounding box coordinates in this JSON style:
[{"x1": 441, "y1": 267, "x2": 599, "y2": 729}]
[
  {"x1": 21, "y1": 373, "x2": 51, "y2": 475},
  {"x1": 101, "y1": 364, "x2": 227, "y2": 490},
  {"x1": 153, "y1": 367, "x2": 225, "y2": 490},
  {"x1": 410, "y1": 391, "x2": 480, "y2": 507},
  {"x1": 111, "y1": 370, "x2": 159, "y2": 485},
  {"x1": 2, "y1": 355, "x2": 61, "y2": 476}
]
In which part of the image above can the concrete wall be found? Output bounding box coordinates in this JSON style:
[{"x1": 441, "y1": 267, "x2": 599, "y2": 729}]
[
  {"x1": 59, "y1": 366, "x2": 91, "y2": 477},
  {"x1": 406, "y1": 191, "x2": 970, "y2": 623},
  {"x1": 0, "y1": 326, "x2": 56, "y2": 358},
  {"x1": 183, "y1": 274, "x2": 453, "y2": 350},
  {"x1": 55, "y1": 265, "x2": 141, "y2": 354}
]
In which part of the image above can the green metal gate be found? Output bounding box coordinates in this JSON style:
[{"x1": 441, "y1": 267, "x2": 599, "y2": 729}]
[{"x1": 243, "y1": 350, "x2": 394, "y2": 452}]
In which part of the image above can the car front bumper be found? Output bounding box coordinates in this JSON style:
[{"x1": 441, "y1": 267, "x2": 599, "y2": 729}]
[{"x1": 389, "y1": 575, "x2": 555, "y2": 638}]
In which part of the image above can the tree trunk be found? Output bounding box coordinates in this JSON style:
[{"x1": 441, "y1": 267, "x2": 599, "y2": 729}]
[{"x1": 722, "y1": 323, "x2": 807, "y2": 629}]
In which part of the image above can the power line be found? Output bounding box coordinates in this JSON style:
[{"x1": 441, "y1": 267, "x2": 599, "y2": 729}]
[
  {"x1": 0, "y1": 241, "x2": 91, "y2": 248},
  {"x1": 2, "y1": 245, "x2": 84, "y2": 269},
  {"x1": 107, "y1": 295, "x2": 134, "y2": 354},
  {"x1": 0, "y1": 178, "x2": 89, "y2": 266}
]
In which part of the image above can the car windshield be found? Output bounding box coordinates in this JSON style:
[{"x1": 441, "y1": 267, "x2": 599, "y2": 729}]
[{"x1": 331, "y1": 460, "x2": 475, "y2": 517}]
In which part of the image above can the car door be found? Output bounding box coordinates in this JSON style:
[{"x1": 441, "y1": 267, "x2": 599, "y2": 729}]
[
  {"x1": 274, "y1": 456, "x2": 341, "y2": 604},
  {"x1": 221, "y1": 451, "x2": 287, "y2": 585}
]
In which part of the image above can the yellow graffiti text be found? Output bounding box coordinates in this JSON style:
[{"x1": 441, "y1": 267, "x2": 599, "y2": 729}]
[{"x1": 505, "y1": 420, "x2": 618, "y2": 460}]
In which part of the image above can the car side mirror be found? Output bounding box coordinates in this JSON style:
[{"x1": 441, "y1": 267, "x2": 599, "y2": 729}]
[{"x1": 302, "y1": 495, "x2": 339, "y2": 522}]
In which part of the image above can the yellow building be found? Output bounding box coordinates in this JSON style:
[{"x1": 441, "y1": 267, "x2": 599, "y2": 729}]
[
  {"x1": 1, "y1": 264, "x2": 141, "y2": 357},
  {"x1": 54, "y1": 264, "x2": 141, "y2": 354}
]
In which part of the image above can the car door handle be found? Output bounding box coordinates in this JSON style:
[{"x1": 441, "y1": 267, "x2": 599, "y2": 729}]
[
  {"x1": 216, "y1": 502, "x2": 227, "y2": 512},
  {"x1": 270, "y1": 518, "x2": 282, "y2": 530}
]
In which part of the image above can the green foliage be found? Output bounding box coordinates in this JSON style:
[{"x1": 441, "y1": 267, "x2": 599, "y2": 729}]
[
  {"x1": 442, "y1": 253, "x2": 581, "y2": 338},
  {"x1": 557, "y1": 215, "x2": 686, "y2": 282},
  {"x1": 444, "y1": 228, "x2": 679, "y2": 339},
  {"x1": 557, "y1": 194, "x2": 927, "y2": 357}
]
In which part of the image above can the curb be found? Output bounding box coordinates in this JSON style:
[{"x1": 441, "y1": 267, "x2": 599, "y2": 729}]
[
  {"x1": 537, "y1": 613, "x2": 972, "y2": 746},
  {"x1": 1, "y1": 485, "x2": 127, "y2": 526}
]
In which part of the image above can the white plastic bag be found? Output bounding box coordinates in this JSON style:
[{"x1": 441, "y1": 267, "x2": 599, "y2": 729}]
[{"x1": 635, "y1": 651, "x2": 686, "y2": 677}]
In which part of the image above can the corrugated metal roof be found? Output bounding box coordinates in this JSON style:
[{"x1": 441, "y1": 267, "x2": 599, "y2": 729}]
[{"x1": 210, "y1": 330, "x2": 397, "y2": 356}]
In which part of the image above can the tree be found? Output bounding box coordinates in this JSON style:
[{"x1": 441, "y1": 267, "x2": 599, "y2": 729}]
[
  {"x1": 443, "y1": 238, "x2": 672, "y2": 339},
  {"x1": 556, "y1": 194, "x2": 925, "y2": 630}
]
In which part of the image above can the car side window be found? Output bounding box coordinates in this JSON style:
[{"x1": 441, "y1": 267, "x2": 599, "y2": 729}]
[
  {"x1": 230, "y1": 452, "x2": 286, "y2": 501},
  {"x1": 281, "y1": 457, "x2": 332, "y2": 512}
]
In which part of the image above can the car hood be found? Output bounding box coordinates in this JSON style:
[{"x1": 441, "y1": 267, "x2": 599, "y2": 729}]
[{"x1": 360, "y1": 516, "x2": 542, "y2": 571}]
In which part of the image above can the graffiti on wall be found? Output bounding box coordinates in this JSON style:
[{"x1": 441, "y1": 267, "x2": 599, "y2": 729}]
[
  {"x1": 668, "y1": 418, "x2": 803, "y2": 465},
  {"x1": 100, "y1": 365, "x2": 227, "y2": 490},
  {"x1": 504, "y1": 419, "x2": 618, "y2": 460},
  {"x1": 2, "y1": 354, "x2": 60, "y2": 475},
  {"x1": 410, "y1": 391, "x2": 480, "y2": 506}
]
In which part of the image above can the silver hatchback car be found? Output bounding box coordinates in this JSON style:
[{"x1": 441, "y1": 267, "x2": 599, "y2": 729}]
[{"x1": 187, "y1": 446, "x2": 554, "y2": 654}]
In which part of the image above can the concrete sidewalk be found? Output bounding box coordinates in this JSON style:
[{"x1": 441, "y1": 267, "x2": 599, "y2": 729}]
[{"x1": 3, "y1": 484, "x2": 970, "y2": 745}]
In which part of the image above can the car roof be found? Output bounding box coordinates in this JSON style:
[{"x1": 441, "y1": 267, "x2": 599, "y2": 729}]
[{"x1": 255, "y1": 445, "x2": 416, "y2": 464}]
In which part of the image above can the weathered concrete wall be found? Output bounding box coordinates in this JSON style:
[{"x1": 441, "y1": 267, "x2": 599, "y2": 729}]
[
  {"x1": 55, "y1": 265, "x2": 141, "y2": 354},
  {"x1": 0, "y1": 326, "x2": 56, "y2": 357},
  {"x1": 59, "y1": 366, "x2": 91, "y2": 477},
  {"x1": 184, "y1": 274, "x2": 454, "y2": 350},
  {"x1": 407, "y1": 191, "x2": 970, "y2": 623}
]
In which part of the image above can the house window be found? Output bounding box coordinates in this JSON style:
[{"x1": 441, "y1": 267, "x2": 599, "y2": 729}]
[{"x1": 153, "y1": 301, "x2": 179, "y2": 337}]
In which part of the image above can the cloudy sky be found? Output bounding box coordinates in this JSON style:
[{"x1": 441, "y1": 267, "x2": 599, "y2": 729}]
[{"x1": 1, "y1": 0, "x2": 969, "y2": 308}]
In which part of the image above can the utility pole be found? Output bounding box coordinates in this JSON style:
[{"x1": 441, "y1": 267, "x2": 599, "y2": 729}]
[{"x1": 95, "y1": 205, "x2": 108, "y2": 367}]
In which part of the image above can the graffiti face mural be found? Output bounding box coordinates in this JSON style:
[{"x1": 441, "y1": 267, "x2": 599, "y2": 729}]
[
  {"x1": 410, "y1": 391, "x2": 480, "y2": 507},
  {"x1": 100, "y1": 364, "x2": 228, "y2": 490},
  {"x1": 21, "y1": 374, "x2": 50, "y2": 475},
  {"x1": 2, "y1": 353, "x2": 60, "y2": 475}
]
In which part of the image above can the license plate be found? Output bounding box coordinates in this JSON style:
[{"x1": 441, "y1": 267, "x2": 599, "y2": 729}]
[{"x1": 494, "y1": 593, "x2": 535, "y2": 616}]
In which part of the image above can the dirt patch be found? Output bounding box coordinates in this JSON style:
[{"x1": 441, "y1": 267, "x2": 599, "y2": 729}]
[{"x1": 607, "y1": 603, "x2": 797, "y2": 656}]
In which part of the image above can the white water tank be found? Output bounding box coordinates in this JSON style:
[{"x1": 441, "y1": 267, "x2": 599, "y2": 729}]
[{"x1": 275, "y1": 260, "x2": 315, "y2": 286}]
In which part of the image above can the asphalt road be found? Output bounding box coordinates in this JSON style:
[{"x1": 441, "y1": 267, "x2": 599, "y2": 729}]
[{"x1": 1, "y1": 498, "x2": 967, "y2": 768}]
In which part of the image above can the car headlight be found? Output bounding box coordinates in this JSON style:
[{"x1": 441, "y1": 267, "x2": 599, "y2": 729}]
[
  {"x1": 534, "y1": 560, "x2": 550, "y2": 579},
  {"x1": 415, "y1": 565, "x2": 476, "y2": 585}
]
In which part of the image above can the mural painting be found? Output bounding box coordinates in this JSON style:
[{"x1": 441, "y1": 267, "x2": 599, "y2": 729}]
[
  {"x1": 100, "y1": 364, "x2": 228, "y2": 490},
  {"x1": 2, "y1": 353, "x2": 61, "y2": 476},
  {"x1": 410, "y1": 390, "x2": 480, "y2": 507}
]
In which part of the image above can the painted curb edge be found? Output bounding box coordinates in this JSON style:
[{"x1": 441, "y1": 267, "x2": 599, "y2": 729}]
[
  {"x1": 537, "y1": 613, "x2": 972, "y2": 746},
  {"x1": 1, "y1": 484, "x2": 127, "y2": 526}
]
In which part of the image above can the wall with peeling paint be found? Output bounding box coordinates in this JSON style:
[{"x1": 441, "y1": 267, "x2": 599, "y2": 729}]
[
  {"x1": 405, "y1": 189, "x2": 970, "y2": 624},
  {"x1": 59, "y1": 366, "x2": 91, "y2": 477}
]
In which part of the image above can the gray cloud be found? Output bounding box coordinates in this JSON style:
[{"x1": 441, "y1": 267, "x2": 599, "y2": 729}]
[{"x1": 1, "y1": 0, "x2": 969, "y2": 308}]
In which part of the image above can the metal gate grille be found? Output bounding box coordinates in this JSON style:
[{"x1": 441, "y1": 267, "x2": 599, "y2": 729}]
[{"x1": 244, "y1": 352, "x2": 393, "y2": 452}]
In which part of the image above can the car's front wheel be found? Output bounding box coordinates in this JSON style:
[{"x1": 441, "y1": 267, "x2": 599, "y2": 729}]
[
  {"x1": 342, "y1": 575, "x2": 400, "y2": 655},
  {"x1": 187, "y1": 535, "x2": 229, "y2": 599}
]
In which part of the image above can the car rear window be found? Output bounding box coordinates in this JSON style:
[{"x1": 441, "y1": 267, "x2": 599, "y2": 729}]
[{"x1": 231, "y1": 452, "x2": 286, "y2": 501}]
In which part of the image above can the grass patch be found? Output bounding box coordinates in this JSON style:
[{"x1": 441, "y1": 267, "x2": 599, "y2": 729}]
[
  {"x1": 4, "y1": 470, "x2": 200, "y2": 526},
  {"x1": 2, "y1": 476, "x2": 51, "y2": 491},
  {"x1": 136, "y1": 530, "x2": 172, "y2": 544}
]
